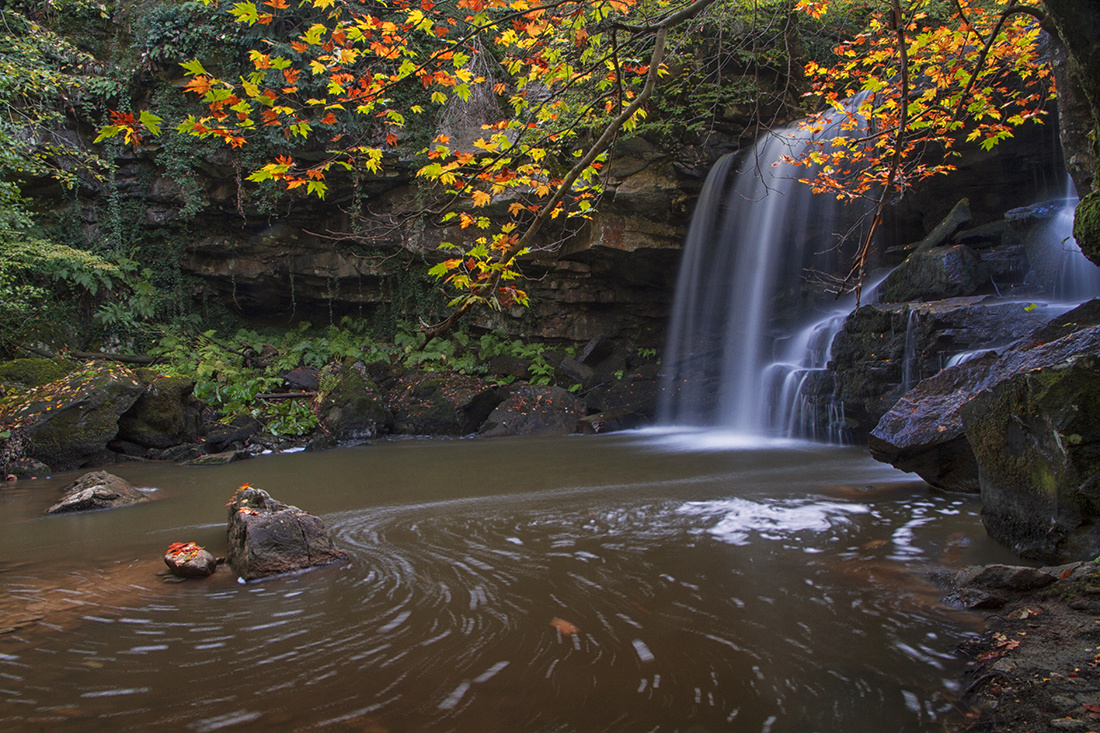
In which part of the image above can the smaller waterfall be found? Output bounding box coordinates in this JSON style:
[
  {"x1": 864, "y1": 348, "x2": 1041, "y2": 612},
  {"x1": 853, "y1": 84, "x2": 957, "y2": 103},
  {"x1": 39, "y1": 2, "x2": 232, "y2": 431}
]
[
  {"x1": 1046, "y1": 196, "x2": 1100, "y2": 301},
  {"x1": 901, "y1": 309, "x2": 921, "y2": 392}
]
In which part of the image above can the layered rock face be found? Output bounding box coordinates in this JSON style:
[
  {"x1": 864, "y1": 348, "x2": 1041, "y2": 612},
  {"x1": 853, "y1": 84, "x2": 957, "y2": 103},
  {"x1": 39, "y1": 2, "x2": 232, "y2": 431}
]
[{"x1": 870, "y1": 301, "x2": 1100, "y2": 562}]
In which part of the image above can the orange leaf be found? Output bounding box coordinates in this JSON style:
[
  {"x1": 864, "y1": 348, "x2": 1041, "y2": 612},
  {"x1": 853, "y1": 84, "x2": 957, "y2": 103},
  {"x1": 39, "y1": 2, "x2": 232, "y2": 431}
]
[{"x1": 550, "y1": 617, "x2": 579, "y2": 635}]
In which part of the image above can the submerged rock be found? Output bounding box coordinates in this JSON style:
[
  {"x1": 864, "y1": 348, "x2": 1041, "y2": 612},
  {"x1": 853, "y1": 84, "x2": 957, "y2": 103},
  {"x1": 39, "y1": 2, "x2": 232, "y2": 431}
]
[
  {"x1": 45, "y1": 470, "x2": 150, "y2": 514},
  {"x1": 226, "y1": 486, "x2": 348, "y2": 581}
]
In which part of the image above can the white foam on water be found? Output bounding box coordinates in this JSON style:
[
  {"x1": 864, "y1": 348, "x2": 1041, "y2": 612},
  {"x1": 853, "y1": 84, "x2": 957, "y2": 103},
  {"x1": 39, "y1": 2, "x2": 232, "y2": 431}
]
[{"x1": 677, "y1": 498, "x2": 870, "y2": 546}]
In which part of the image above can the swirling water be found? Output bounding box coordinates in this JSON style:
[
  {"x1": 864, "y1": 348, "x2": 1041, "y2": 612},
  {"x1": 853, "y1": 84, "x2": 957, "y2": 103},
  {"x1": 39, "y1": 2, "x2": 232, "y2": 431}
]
[{"x1": 0, "y1": 434, "x2": 1020, "y2": 731}]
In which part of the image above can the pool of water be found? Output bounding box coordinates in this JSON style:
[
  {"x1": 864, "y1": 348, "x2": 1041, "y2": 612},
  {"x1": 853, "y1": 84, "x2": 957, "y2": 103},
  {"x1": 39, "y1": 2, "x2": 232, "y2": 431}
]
[{"x1": 0, "y1": 432, "x2": 1020, "y2": 731}]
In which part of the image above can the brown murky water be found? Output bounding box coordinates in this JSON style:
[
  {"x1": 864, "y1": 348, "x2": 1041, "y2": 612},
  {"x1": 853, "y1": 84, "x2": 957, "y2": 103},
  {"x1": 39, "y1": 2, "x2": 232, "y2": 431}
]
[{"x1": 0, "y1": 432, "x2": 1022, "y2": 731}]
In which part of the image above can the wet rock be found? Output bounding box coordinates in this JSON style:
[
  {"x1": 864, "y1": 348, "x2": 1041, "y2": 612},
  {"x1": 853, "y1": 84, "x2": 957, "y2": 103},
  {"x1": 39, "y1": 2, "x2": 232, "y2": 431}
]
[
  {"x1": 578, "y1": 336, "x2": 618, "y2": 365},
  {"x1": 204, "y1": 415, "x2": 262, "y2": 454},
  {"x1": 226, "y1": 486, "x2": 348, "y2": 581},
  {"x1": 955, "y1": 564, "x2": 1062, "y2": 593},
  {"x1": 829, "y1": 299, "x2": 1064, "y2": 440},
  {"x1": 913, "y1": 198, "x2": 972, "y2": 252},
  {"x1": 0, "y1": 363, "x2": 145, "y2": 471},
  {"x1": 870, "y1": 300, "x2": 1100, "y2": 494},
  {"x1": 387, "y1": 372, "x2": 502, "y2": 435},
  {"x1": 578, "y1": 410, "x2": 645, "y2": 434},
  {"x1": 583, "y1": 363, "x2": 660, "y2": 419},
  {"x1": 185, "y1": 450, "x2": 246, "y2": 466},
  {"x1": 117, "y1": 369, "x2": 202, "y2": 450},
  {"x1": 316, "y1": 361, "x2": 389, "y2": 441},
  {"x1": 961, "y1": 352, "x2": 1100, "y2": 563},
  {"x1": 878, "y1": 245, "x2": 989, "y2": 303},
  {"x1": 556, "y1": 356, "x2": 597, "y2": 389},
  {"x1": 486, "y1": 354, "x2": 531, "y2": 381},
  {"x1": 163, "y1": 542, "x2": 217, "y2": 578},
  {"x1": 45, "y1": 470, "x2": 150, "y2": 514},
  {"x1": 283, "y1": 366, "x2": 320, "y2": 391},
  {"x1": 6, "y1": 457, "x2": 50, "y2": 480},
  {"x1": 479, "y1": 385, "x2": 587, "y2": 437}
]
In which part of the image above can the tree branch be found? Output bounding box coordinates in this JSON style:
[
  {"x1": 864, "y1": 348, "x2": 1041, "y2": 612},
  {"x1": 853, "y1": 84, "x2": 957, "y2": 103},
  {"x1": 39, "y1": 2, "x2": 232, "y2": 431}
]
[{"x1": 422, "y1": 0, "x2": 722, "y2": 338}]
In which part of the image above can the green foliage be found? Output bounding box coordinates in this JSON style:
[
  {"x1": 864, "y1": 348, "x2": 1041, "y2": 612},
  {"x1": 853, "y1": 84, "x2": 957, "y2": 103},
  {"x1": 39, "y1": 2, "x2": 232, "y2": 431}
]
[
  {"x1": 476, "y1": 330, "x2": 557, "y2": 386},
  {"x1": 0, "y1": 231, "x2": 159, "y2": 354},
  {"x1": 0, "y1": 8, "x2": 109, "y2": 193}
]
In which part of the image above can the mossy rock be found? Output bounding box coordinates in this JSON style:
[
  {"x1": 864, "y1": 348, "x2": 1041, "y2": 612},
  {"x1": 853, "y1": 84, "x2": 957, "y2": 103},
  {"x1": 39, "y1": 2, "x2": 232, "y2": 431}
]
[
  {"x1": 316, "y1": 362, "x2": 390, "y2": 441},
  {"x1": 878, "y1": 245, "x2": 989, "y2": 303},
  {"x1": 961, "y1": 353, "x2": 1100, "y2": 563},
  {"x1": 387, "y1": 372, "x2": 502, "y2": 435},
  {"x1": 1075, "y1": 190, "x2": 1100, "y2": 267},
  {"x1": 0, "y1": 362, "x2": 144, "y2": 471},
  {"x1": 116, "y1": 368, "x2": 202, "y2": 449},
  {"x1": 0, "y1": 358, "x2": 78, "y2": 390}
]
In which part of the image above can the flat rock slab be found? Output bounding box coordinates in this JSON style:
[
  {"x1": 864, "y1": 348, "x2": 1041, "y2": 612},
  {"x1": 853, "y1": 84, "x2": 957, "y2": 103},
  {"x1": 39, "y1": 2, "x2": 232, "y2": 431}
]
[
  {"x1": 226, "y1": 486, "x2": 348, "y2": 581},
  {"x1": 45, "y1": 470, "x2": 150, "y2": 515}
]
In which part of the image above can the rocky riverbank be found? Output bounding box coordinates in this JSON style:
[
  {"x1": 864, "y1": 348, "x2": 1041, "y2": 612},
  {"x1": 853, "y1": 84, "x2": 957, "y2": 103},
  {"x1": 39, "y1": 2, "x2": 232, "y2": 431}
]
[{"x1": 952, "y1": 561, "x2": 1100, "y2": 732}]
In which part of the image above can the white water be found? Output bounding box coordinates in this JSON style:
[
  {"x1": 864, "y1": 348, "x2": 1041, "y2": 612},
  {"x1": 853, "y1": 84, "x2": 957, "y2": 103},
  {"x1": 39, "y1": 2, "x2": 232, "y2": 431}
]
[
  {"x1": 659, "y1": 108, "x2": 868, "y2": 438},
  {"x1": 1044, "y1": 184, "x2": 1100, "y2": 301}
]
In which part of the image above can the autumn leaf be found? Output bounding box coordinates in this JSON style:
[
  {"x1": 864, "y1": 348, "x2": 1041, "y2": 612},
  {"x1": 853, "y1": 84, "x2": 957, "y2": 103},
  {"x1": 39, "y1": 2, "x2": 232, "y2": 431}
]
[{"x1": 550, "y1": 617, "x2": 579, "y2": 635}]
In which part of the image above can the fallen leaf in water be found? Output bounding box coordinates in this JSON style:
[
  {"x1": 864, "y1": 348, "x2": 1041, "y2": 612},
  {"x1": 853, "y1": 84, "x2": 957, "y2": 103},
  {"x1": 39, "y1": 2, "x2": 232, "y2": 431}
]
[
  {"x1": 550, "y1": 617, "x2": 579, "y2": 635},
  {"x1": 1083, "y1": 703, "x2": 1100, "y2": 713}
]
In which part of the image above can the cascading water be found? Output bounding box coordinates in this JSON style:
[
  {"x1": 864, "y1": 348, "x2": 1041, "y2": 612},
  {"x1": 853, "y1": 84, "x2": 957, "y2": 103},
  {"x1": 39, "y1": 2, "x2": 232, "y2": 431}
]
[
  {"x1": 658, "y1": 111, "x2": 867, "y2": 438},
  {"x1": 1044, "y1": 180, "x2": 1100, "y2": 302}
]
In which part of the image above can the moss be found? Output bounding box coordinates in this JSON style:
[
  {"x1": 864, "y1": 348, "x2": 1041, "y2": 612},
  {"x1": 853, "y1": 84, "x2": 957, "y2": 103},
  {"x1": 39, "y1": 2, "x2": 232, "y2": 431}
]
[
  {"x1": 1075, "y1": 190, "x2": 1100, "y2": 266},
  {"x1": 0, "y1": 358, "x2": 78, "y2": 389}
]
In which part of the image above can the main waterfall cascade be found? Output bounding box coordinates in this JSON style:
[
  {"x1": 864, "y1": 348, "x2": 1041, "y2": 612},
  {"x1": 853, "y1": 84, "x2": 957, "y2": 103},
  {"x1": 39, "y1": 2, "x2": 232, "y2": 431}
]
[
  {"x1": 658, "y1": 113, "x2": 869, "y2": 439},
  {"x1": 659, "y1": 116, "x2": 1100, "y2": 442}
]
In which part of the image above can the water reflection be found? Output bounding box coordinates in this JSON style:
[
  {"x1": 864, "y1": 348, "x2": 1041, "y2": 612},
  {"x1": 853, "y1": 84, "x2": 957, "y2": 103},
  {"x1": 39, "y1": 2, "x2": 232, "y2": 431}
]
[{"x1": 0, "y1": 435, "x2": 1017, "y2": 731}]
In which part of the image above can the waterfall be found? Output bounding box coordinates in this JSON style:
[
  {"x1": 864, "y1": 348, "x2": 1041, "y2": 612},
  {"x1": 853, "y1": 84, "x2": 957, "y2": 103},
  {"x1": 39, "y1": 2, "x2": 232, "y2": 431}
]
[
  {"x1": 901, "y1": 308, "x2": 921, "y2": 392},
  {"x1": 1045, "y1": 181, "x2": 1100, "y2": 301},
  {"x1": 659, "y1": 111, "x2": 868, "y2": 438}
]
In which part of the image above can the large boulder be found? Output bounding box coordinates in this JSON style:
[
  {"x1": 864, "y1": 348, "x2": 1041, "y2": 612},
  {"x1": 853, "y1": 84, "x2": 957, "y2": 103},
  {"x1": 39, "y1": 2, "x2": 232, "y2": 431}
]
[
  {"x1": 45, "y1": 470, "x2": 150, "y2": 514},
  {"x1": 226, "y1": 486, "x2": 348, "y2": 581},
  {"x1": 877, "y1": 245, "x2": 989, "y2": 303},
  {"x1": 478, "y1": 384, "x2": 587, "y2": 437},
  {"x1": 116, "y1": 369, "x2": 203, "y2": 449},
  {"x1": 870, "y1": 300, "x2": 1100, "y2": 494},
  {"x1": 960, "y1": 352, "x2": 1100, "y2": 563},
  {"x1": 0, "y1": 362, "x2": 145, "y2": 471},
  {"x1": 386, "y1": 371, "x2": 502, "y2": 435},
  {"x1": 315, "y1": 361, "x2": 389, "y2": 441},
  {"x1": 828, "y1": 298, "x2": 1058, "y2": 439}
]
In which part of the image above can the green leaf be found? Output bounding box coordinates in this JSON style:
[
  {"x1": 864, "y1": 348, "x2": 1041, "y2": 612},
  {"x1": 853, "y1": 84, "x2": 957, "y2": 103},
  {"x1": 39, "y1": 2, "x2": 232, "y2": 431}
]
[
  {"x1": 139, "y1": 110, "x2": 163, "y2": 137},
  {"x1": 180, "y1": 59, "x2": 210, "y2": 77}
]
